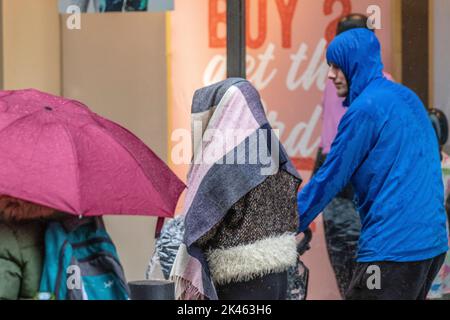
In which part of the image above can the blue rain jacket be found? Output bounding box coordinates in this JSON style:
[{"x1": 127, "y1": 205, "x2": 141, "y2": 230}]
[{"x1": 298, "y1": 29, "x2": 448, "y2": 262}]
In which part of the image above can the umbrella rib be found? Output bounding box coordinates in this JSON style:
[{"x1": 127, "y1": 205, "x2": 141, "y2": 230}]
[
  {"x1": 92, "y1": 122, "x2": 171, "y2": 215},
  {"x1": 0, "y1": 112, "x2": 41, "y2": 136},
  {"x1": 0, "y1": 91, "x2": 15, "y2": 103},
  {"x1": 0, "y1": 111, "x2": 82, "y2": 214},
  {"x1": 88, "y1": 116, "x2": 157, "y2": 185},
  {"x1": 0, "y1": 112, "x2": 47, "y2": 195},
  {"x1": 59, "y1": 122, "x2": 82, "y2": 215},
  {"x1": 113, "y1": 137, "x2": 169, "y2": 214}
]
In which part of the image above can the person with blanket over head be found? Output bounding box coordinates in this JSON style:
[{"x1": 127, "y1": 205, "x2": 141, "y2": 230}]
[
  {"x1": 170, "y1": 78, "x2": 302, "y2": 300},
  {"x1": 297, "y1": 28, "x2": 448, "y2": 300}
]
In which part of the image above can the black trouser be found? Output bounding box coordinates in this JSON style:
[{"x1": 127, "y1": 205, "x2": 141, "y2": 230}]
[
  {"x1": 323, "y1": 197, "x2": 361, "y2": 298},
  {"x1": 345, "y1": 253, "x2": 446, "y2": 300},
  {"x1": 315, "y1": 150, "x2": 361, "y2": 298},
  {"x1": 216, "y1": 271, "x2": 288, "y2": 300}
]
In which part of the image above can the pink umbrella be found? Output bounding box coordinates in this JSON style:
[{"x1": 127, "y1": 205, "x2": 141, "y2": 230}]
[{"x1": 0, "y1": 89, "x2": 185, "y2": 219}]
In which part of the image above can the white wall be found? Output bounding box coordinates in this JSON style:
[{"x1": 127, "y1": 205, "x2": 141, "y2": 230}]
[
  {"x1": 61, "y1": 12, "x2": 168, "y2": 281},
  {"x1": 2, "y1": 0, "x2": 61, "y2": 94}
]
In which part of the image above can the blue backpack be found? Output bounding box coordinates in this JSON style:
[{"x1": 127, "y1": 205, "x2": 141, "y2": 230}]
[{"x1": 39, "y1": 217, "x2": 130, "y2": 300}]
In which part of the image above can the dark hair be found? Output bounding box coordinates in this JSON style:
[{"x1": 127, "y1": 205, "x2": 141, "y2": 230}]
[
  {"x1": 337, "y1": 13, "x2": 374, "y2": 35},
  {"x1": 429, "y1": 108, "x2": 449, "y2": 147}
]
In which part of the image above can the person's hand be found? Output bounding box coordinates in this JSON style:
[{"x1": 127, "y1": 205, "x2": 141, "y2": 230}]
[{"x1": 296, "y1": 228, "x2": 313, "y2": 256}]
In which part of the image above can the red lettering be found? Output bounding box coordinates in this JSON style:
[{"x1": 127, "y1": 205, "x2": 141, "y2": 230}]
[
  {"x1": 209, "y1": 0, "x2": 226, "y2": 48},
  {"x1": 275, "y1": 0, "x2": 298, "y2": 49},
  {"x1": 323, "y1": 0, "x2": 352, "y2": 44},
  {"x1": 246, "y1": 0, "x2": 267, "y2": 49},
  {"x1": 209, "y1": 0, "x2": 299, "y2": 49}
]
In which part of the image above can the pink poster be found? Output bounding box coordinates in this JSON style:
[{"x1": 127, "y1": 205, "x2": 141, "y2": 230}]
[{"x1": 168, "y1": 0, "x2": 393, "y2": 299}]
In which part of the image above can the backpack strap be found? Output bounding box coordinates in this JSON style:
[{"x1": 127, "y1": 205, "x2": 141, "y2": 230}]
[
  {"x1": 93, "y1": 217, "x2": 106, "y2": 230},
  {"x1": 155, "y1": 217, "x2": 165, "y2": 238},
  {"x1": 60, "y1": 216, "x2": 97, "y2": 233}
]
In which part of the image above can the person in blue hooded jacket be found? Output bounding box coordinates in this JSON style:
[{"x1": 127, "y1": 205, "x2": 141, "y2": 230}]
[{"x1": 297, "y1": 28, "x2": 449, "y2": 300}]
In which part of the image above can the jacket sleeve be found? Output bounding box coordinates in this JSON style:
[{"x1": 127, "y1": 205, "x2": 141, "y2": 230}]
[
  {"x1": 0, "y1": 224, "x2": 22, "y2": 300},
  {"x1": 20, "y1": 244, "x2": 44, "y2": 299},
  {"x1": 0, "y1": 257, "x2": 21, "y2": 300},
  {"x1": 297, "y1": 109, "x2": 378, "y2": 233}
]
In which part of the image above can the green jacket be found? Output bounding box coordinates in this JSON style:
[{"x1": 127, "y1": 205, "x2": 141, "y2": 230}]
[{"x1": 0, "y1": 220, "x2": 46, "y2": 300}]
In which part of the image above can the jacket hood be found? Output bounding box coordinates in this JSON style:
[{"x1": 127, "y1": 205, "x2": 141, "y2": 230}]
[{"x1": 326, "y1": 28, "x2": 384, "y2": 106}]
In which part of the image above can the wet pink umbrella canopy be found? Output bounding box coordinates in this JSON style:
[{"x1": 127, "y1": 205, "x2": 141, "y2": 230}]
[{"x1": 0, "y1": 89, "x2": 185, "y2": 218}]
